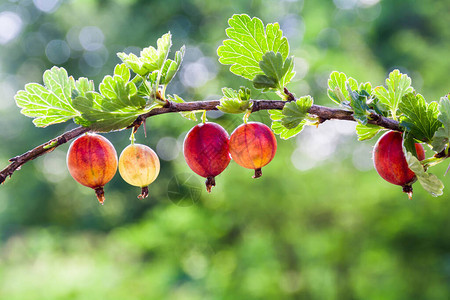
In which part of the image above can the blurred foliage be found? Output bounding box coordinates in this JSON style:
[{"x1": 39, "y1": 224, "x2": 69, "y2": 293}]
[{"x1": 0, "y1": 0, "x2": 449, "y2": 299}]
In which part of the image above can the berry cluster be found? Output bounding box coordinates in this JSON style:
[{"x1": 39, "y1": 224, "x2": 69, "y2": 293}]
[
  {"x1": 66, "y1": 121, "x2": 277, "y2": 204},
  {"x1": 183, "y1": 121, "x2": 277, "y2": 192},
  {"x1": 67, "y1": 133, "x2": 160, "y2": 204}
]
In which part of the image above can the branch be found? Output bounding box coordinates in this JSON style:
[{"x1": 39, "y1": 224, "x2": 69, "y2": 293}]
[{"x1": 0, "y1": 99, "x2": 401, "y2": 184}]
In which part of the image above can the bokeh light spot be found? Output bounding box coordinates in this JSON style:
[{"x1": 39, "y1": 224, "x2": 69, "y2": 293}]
[
  {"x1": 0, "y1": 11, "x2": 23, "y2": 45},
  {"x1": 45, "y1": 39, "x2": 70, "y2": 64},
  {"x1": 33, "y1": 0, "x2": 61, "y2": 13},
  {"x1": 79, "y1": 26, "x2": 104, "y2": 51},
  {"x1": 156, "y1": 137, "x2": 180, "y2": 161}
]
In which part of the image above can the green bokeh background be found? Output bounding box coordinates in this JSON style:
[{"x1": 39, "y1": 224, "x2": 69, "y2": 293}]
[{"x1": 0, "y1": 0, "x2": 449, "y2": 299}]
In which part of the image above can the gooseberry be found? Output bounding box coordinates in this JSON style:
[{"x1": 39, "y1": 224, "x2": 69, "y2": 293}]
[
  {"x1": 183, "y1": 122, "x2": 231, "y2": 192},
  {"x1": 373, "y1": 130, "x2": 425, "y2": 197},
  {"x1": 67, "y1": 133, "x2": 118, "y2": 204},
  {"x1": 229, "y1": 122, "x2": 277, "y2": 178},
  {"x1": 119, "y1": 143, "x2": 160, "y2": 199}
]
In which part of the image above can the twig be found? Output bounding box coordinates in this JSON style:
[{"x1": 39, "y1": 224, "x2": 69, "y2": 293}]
[{"x1": 0, "y1": 99, "x2": 401, "y2": 185}]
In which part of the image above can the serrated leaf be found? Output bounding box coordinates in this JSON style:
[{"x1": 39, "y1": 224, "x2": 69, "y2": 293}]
[
  {"x1": 252, "y1": 52, "x2": 295, "y2": 91},
  {"x1": 359, "y1": 82, "x2": 372, "y2": 95},
  {"x1": 98, "y1": 68, "x2": 143, "y2": 109},
  {"x1": 114, "y1": 63, "x2": 130, "y2": 82},
  {"x1": 406, "y1": 152, "x2": 444, "y2": 197},
  {"x1": 327, "y1": 72, "x2": 349, "y2": 104},
  {"x1": 402, "y1": 131, "x2": 418, "y2": 158},
  {"x1": 252, "y1": 75, "x2": 277, "y2": 90},
  {"x1": 431, "y1": 96, "x2": 450, "y2": 152},
  {"x1": 116, "y1": 53, "x2": 145, "y2": 76},
  {"x1": 268, "y1": 96, "x2": 313, "y2": 139},
  {"x1": 72, "y1": 93, "x2": 147, "y2": 131},
  {"x1": 217, "y1": 87, "x2": 252, "y2": 114},
  {"x1": 72, "y1": 71, "x2": 148, "y2": 131},
  {"x1": 399, "y1": 93, "x2": 440, "y2": 143},
  {"x1": 217, "y1": 14, "x2": 289, "y2": 80},
  {"x1": 356, "y1": 123, "x2": 383, "y2": 141},
  {"x1": 374, "y1": 69, "x2": 414, "y2": 119},
  {"x1": 117, "y1": 32, "x2": 172, "y2": 76},
  {"x1": 269, "y1": 110, "x2": 305, "y2": 139},
  {"x1": 73, "y1": 77, "x2": 95, "y2": 98},
  {"x1": 281, "y1": 96, "x2": 313, "y2": 129},
  {"x1": 348, "y1": 85, "x2": 370, "y2": 125},
  {"x1": 14, "y1": 66, "x2": 80, "y2": 127},
  {"x1": 168, "y1": 94, "x2": 197, "y2": 121},
  {"x1": 160, "y1": 45, "x2": 185, "y2": 85}
]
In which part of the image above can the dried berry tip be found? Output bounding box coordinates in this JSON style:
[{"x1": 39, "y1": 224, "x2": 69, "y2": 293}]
[
  {"x1": 138, "y1": 186, "x2": 149, "y2": 200},
  {"x1": 402, "y1": 184, "x2": 413, "y2": 199},
  {"x1": 205, "y1": 176, "x2": 216, "y2": 193},
  {"x1": 95, "y1": 187, "x2": 106, "y2": 205},
  {"x1": 253, "y1": 168, "x2": 262, "y2": 178}
]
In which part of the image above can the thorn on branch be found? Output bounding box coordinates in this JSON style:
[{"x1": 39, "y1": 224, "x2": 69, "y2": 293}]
[
  {"x1": 9, "y1": 156, "x2": 19, "y2": 162},
  {"x1": 318, "y1": 116, "x2": 328, "y2": 124},
  {"x1": 163, "y1": 99, "x2": 171, "y2": 108},
  {"x1": 132, "y1": 115, "x2": 146, "y2": 134},
  {"x1": 284, "y1": 88, "x2": 295, "y2": 101},
  {"x1": 434, "y1": 148, "x2": 448, "y2": 159}
]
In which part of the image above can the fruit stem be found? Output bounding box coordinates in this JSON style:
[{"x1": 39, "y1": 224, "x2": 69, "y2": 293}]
[
  {"x1": 129, "y1": 131, "x2": 136, "y2": 145},
  {"x1": 138, "y1": 186, "x2": 149, "y2": 199},
  {"x1": 201, "y1": 110, "x2": 207, "y2": 123},
  {"x1": 243, "y1": 109, "x2": 251, "y2": 124},
  {"x1": 205, "y1": 176, "x2": 215, "y2": 193},
  {"x1": 421, "y1": 156, "x2": 446, "y2": 169},
  {"x1": 253, "y1": 168, "x2": 262, "y2": 178},
  {"x1": 95, "y1": 187, "x2": 106, "y2": 205}
]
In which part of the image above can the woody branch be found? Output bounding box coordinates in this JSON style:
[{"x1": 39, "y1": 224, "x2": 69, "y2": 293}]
[{"x1": 0, "y1": 99, "x2": 401, "y2": 184}]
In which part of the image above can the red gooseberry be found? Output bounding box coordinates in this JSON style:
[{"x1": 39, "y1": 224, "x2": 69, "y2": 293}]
[
  {"x1": 183, "y1": 122, "x2": 231, "y2": 192},
  {"x1": 373, "y1": 130, "x2": 425, "y2": 197},
  {"x1": 229, "y1": 122, "x2": 277, "y2": 178},
  {"x1": 67, "y1": 133, "x2": 118, "y2": 204}
]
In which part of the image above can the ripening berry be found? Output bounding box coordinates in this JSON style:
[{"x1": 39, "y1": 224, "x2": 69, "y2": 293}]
[
  {"x1": 229, "y1": 122, "x2": 277, "y2": 178},
  {"x1": 373, "y1": 130, "x2": 425, "y2": 197},
  {"x1": 119, "y1": 143, "x2": 160, "y2": 199},
  {"x1": 183, "y1": 122, "x2": 231, "y2": 192},
  {"x1": 67, "y1": 133, "x2": 118, "y2": 204}
]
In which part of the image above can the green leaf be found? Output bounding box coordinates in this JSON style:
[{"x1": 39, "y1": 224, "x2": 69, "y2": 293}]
[
  {"x1": 327, "y1": 72, "x2": 348, "y2": 104},
  {"x1": 217, "y1": 14, "x2": 289, "y2": 80},
  {"x1": 359, "y1": 82, "x2": 372, "y2": 95},
  {"x1": 14, "y1": 66, "x2": 80, "y2": 127},
  {"x1": 281, "y1": 96, "x2": 313, "y2": 129},
  {"x1": 217, "y1": 87, "x2": 252, "y2": 114},
  {"x1": 399, "y1": 93, "x2": 440, "y2": 143},
  {"x1": 98, "y1": 65, "x2": 144, "y2": 108},
  {"x1": 73, "y1": 93, "x2": 147, "y2": 132},
  {"x1": 402, "y1": 131, "x2": 418, "y2": 158},
  {"x1": 269, "y1": 96, "x2": 313, "y2": 139},
  {"x1": 160, "y1": 45, "x2": 185, "y2": 85},
  {"x1": 431, "y1": 96, "x2": 450, "y2": 152},
  {"x1": 356, "y1": 123, "x2": 383, "y2": 141},
  {"x1": 72, "y1": 68, "x2": 149, "y2": 132},
  {"x1": 406, "y1": 152, "x2": 444, "y2": 197},
  {"x1": 271, "y1": 117, "x2": 306, "y2": 139},
  {"x1": 374, "y1": 69, "x2": 413, "y2": 119},
  {"x1": 347, "y1": 85, "x2": 370, "y2": 125},
  {"x1": 252, "y1": 52, "x2": 295, "y2": 91},
  {"x1": 117, "y1": 32, "x2": 172, "y2": 76},
  {"x1": 73, "y1": 77, "x2": 95, "y2": 98},
  {"x1": 168, "y1": 94, "x2": 197, "y2": 121}
]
